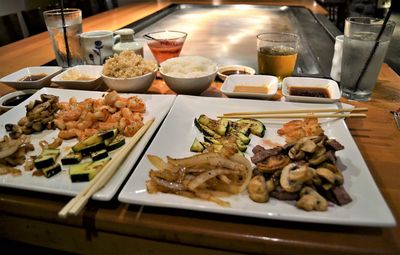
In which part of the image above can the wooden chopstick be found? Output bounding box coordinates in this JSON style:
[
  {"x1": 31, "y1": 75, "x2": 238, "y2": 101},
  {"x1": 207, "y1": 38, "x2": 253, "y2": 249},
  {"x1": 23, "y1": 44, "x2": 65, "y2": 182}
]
[
  {"x1": 218, "y1": 113, "x2": 366, "y2": 119},
  {"x1": 222, "y1": 107, "x2": 368, "y2": 117},
  {"x1": 58, "y1": 118, "x2": 155, "y2": 218}
]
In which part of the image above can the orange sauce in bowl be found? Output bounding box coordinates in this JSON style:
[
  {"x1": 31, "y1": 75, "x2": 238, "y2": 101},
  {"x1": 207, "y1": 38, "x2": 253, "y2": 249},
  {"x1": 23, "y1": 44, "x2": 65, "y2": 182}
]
[{"x1": 233, "y1": 85, "x2": 269, "y2": 94}]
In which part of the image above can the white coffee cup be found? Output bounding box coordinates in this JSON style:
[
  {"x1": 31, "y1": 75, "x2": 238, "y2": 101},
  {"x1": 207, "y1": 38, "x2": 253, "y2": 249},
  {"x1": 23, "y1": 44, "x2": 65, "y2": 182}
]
[
  {"x1": 330, "y1": 35, "x2": 344, "y2": 82},
  {"x1": 80, "y1": 30, "x2": 115, "y2": 65}
]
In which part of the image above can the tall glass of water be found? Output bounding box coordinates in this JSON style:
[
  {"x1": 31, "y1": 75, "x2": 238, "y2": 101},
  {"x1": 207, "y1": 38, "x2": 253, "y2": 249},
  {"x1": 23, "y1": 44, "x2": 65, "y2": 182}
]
[
  {"x1": 43, "y1": 8, "x2": 83, "y2": 68},
  {"x1": 340, "y1": 17, "x2": 395, "y2": 101}
]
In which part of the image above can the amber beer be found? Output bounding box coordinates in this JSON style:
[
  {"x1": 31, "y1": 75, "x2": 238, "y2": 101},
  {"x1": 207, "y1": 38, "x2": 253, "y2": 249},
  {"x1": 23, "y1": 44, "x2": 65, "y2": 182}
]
[
  {"x1": 257, "y1": 46, "x2": 298, "y2": 80},
  {"x1": 256, "y1": 33, "x2": 299, "y2": 80}
]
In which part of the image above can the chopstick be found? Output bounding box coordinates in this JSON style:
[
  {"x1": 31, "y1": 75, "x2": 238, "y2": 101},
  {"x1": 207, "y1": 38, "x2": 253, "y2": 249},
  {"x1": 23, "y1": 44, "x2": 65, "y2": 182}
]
[
  {"x1": 222, "y1": 107, "x2": 368, "y2": 117},
  {"x1": 58, "y1": 118, "x2": 155, "y2": 218},
  {"x1": 218, "y1": 113, "x2": 366, "y2": 119}
]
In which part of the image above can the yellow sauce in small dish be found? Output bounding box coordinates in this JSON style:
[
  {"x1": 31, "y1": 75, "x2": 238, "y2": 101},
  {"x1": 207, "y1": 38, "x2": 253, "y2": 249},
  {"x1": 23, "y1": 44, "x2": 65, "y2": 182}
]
[{"x1": 233, "y1": 85, "x2": 269, "y2": 94}]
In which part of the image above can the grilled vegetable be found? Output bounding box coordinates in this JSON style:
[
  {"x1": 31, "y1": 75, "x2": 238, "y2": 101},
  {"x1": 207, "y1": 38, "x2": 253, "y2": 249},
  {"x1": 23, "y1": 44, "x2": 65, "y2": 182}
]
[
  {"x1": 91, "y1": 149, "x2": 109, "y2": 161},
  {"x1": 191, "y1": 115, "x2": 265, "y2": 155},
  {"x1": 235, "y1": 119, "x2": 266, "y2": 137},
  {"x1": 105, "y1": 134, "x2": 125, "y2": 151},
  {"x1": 69, "y1": 157, "x2": 111, "y2": 182},
  {"x1": 61, "y1": 151, "x2": 83, "y2": 165},
  {"x1": 41, "y1": 163, "x2": 62, "y2": 178},
  {"x1": 190, "y1": 138, "x2": 206, "y2": 152},
  {"x1": 34, "y1": 148, "x2": 60, "y2": 169}
]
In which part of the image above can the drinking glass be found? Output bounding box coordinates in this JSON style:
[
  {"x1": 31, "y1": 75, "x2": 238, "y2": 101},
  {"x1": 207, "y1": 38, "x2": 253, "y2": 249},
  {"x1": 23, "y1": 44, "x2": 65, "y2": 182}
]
[
  {"x1": 257, "y1": 32, "x2": 299, "y2": 81},
  {"x1": 43, "y1": 8, "x2": 83, "y2": 68},
  {"x1": 144, "y1": 31, "x2": 187, "y2": 64},
  {"x1": 340, "y1": 17, "x2": 395, "y2": 101}
]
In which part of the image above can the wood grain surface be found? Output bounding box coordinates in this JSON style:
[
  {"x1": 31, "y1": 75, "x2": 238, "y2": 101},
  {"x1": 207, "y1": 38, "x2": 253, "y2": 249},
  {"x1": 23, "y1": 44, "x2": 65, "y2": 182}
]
[{"x1": 0, "y1": 1, "x2": 399, "y2": 254}]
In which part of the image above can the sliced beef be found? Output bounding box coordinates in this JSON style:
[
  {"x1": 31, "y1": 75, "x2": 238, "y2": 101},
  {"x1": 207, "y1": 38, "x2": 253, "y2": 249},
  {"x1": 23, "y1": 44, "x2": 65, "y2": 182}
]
[
  {"x1": 251, "y1": 146, "x2": 283, "y2": 164},
  {"x1": 331, "y1": 186, "x2": 352, "y2": 205},
  {"x1": 270, "y1": 186, "x2": 299, "y2": 201},
  {"x1": 252, "y1": 145, "x2": 266, "y2": 154},
  {"x1": 326, "y1": 139, "x2": 344, "y2": 151},
  {"x1": 326, "y1": 150, "x2": 337, "y2": 164}
]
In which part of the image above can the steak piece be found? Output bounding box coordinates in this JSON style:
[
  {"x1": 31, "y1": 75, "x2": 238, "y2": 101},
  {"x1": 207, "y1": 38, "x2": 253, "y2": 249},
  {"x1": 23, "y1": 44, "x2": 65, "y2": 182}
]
[
  {"x1": 326, "y1": 139, "x2": 344, "y2": 151},
  {"x1": 252, "y1": 145, "x2": 266, "y2": 154},
  {"x1": 251, "y1": 146, "x2": 283, "y2": 164},
  {"x1": 331, "y1": 185, "x2": 352, "y2": 205},
  {"x1": 270, "y1": 186, "x2": 299, "y2": 201}
]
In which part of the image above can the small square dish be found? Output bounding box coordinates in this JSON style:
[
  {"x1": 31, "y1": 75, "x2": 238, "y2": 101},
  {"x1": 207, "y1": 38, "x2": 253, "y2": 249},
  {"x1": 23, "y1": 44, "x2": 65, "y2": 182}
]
[
  {"x1": 0, "y1": 66, "x2": 62, "y2": 90},
  {"x1": 51, "y1": 65, "x2": 103, "y2": 90},
  {"x1": 221, "y1": 74, "x2": 278, "y2": 99},
  {"x1": 282, "y1": 77, "x2": 341, "y2": 103}
]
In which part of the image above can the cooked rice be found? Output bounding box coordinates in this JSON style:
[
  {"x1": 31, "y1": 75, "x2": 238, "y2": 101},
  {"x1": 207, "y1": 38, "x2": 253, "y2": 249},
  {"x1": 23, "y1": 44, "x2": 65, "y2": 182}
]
[
  {"x1": 160, "y1": 56, "x2": 217, "y2": 78},
  {"x1": 61, "y1": 69, "x2": 94, "y2": 81},
  {"x1": 102, "y1": 51, "x2": 156, "y2": 78}
]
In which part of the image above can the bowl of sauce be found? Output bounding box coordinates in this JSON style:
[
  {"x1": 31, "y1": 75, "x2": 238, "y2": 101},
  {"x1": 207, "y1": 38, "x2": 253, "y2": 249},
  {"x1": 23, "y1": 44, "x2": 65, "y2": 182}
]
[
  {"x1": 217, "y1": 65, "x2": 256, "y2": 81},
  {"x1": 221, "y1": 74, "x2": 278, "y2": 99},
  {"x1": 0, "y1": 89, "x2": 37, "y2": 112},
  {"x1": 282, "y1": 77, "x2": 341, "y2": 103},
  {"x1": 0, "y1": 66, "x2": 62, "y2": 90}
]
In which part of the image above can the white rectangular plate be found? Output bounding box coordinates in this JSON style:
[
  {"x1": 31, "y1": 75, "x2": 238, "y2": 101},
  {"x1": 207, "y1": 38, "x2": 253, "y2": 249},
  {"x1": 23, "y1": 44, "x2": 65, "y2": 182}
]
[
  {"x1": 118, "y1": 95, "x2": 395, "y2": 227},
  {"x1": 0, "y1": 88, "x2": 176, "y2": 201}
]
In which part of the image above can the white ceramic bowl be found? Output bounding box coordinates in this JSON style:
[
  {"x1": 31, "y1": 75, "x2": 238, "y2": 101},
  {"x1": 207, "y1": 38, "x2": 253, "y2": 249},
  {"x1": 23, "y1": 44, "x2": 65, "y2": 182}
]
[
  {"x1": 0, "y1": 89, "x2": 37, "y2": 112},
  {"x1": 217, "y1": 65, "x2": 256, "y2": 81},
  {"x1": 0, "y1": 66, "x2": 62, "y2": 90},
  {"x1": 282, "y1": 77, "x2": 341, "y2": 103},
  {"x1": 159, "y1": 56, "x2": 218, "y2": 95},
  {"x1": 221, "y1": 74, "x2": 278, "y2": 99},
  {"x1": 51, "y1": 65, "x2": 103, "y2": 90},
  {"x1": 101, "y1": 68, "x2": 157, "y2": 93}
]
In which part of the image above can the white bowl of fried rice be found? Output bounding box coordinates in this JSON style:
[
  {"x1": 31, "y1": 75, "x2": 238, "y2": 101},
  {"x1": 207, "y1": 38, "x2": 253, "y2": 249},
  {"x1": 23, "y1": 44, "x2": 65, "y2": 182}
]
[{"x1": 101, "y1": 50, "x2": 157, "y2": 93}]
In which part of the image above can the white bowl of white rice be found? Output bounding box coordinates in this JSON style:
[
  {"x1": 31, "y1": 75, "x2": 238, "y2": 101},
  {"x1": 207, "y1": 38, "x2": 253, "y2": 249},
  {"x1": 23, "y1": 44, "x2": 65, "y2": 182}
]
[{"x1": 159, "y1": 56, "x2": 218, "y2": 95}]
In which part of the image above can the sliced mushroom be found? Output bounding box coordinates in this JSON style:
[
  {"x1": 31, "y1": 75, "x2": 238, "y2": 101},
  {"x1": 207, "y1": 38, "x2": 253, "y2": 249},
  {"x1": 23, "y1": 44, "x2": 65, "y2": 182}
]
[
  {"x1": 266, "y1": 179, "x2": 275, "y2": 192},
  {"x1": 308, "y1": 146, "x2": 328, "y2": 165},
  {"x1": 288, "y1": 165, "x2": 314, "y2": 183},
  {"x1": 316, "y1": 167, "x2": 344, "y2": 185},
  {"x1": 280, "y1": 163, "x2": 313, "y2": 193},
  {"x1": 248, "y1": 175, "x2": 269, "y2": 203},
  {"x1": 296, "y1": 187, "x2": 328, "y2": 211},
  {"x1": 300, "y1": 139, "x2": 317, "y2": 153},
  {"x1": 256, "y1": 155, "x2": 291, "y2": 173},
  {"x1": 289, "y1": 143, "x2": 305, "y2": 160}
]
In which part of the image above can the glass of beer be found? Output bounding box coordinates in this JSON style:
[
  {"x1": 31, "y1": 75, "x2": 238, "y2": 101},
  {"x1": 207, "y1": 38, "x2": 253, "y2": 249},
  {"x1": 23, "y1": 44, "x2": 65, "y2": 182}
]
[{"x1": 257, "y1": 32, "x2": 299, "y2": 81}]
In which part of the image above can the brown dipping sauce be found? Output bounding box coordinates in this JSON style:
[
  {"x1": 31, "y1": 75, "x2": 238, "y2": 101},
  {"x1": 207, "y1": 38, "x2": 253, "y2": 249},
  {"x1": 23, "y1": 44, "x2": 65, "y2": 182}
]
[
  {"x1": 221, "y1": 69, "x2": 250, "y2": 76},
  {"x1": 19, "y1": 73, "x2": 48, "y2": 82},
  {"x1": 3, "y1": 93, "x2": 34, "y2": 106},
  {"x1": 289, "y1": 86, "x2": 330, "y2": 98}
]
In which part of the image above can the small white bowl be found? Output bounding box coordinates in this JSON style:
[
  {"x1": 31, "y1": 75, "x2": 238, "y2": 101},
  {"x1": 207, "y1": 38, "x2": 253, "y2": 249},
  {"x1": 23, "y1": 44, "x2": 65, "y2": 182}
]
[
  {"x1": 51, "y1": 65, "x2": 103, "y2": 90},
  {"x1": 217, "y1": 65, "x2": 256, "y2": 81},
  {"x1": 0, "y1": 66, "x2": 62, "y2": 90},
  {"x1": 101, "y1": 68, "x2": 157, "y2": 93},
  {"x1": 159, "y1": 56, "x2": 218, "y2": 95},
  {"x1": 282, "y1": 77, "x2": 341, "y2": 103},
  {"x1": 221, "y1": 74, "x2": 278, "y2": 100},
  {"x1": 0, "y1": 89, "x2": 37, "y2": 112}
]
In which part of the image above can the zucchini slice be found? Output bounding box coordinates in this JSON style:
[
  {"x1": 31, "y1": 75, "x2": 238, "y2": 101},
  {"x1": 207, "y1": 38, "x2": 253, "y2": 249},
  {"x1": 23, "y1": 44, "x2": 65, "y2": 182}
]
[
  {"x1": 236, "y1": 132, "x2": 251, "y2": 145},
  {"x1": 236, "y1": 140, "x2": 247, "y2": 152},
  {"x1": 99, "y1": 129, "x2": 118, "y2": 140},
  {"x1": 42, "y1": 163, "x2": 62, "y2": 178},
  {"x1": 79, "y1": 142, "x2": 106, "y2": 156},
  {"x1": 235, "y1": 118, "x2": 266, "y2": 137},
  {"x1": 105, "y1": 134, "x2": 125, "y2": 151},
  {"x1": 69, "y1": 162, "x2": 93, "y2": 183},
  {"x1": 34, "y1": 149, "x2": 60, "y2": 169},
  {"x1": 61, "y1": 151, "x2": 83, "y2": 165},
  {"x1": 216, "y1": 118, "x2": 230, "y2": 136},
  {"x1": 72, "y1": 134, "x2": 104, "y2": 153},
  {"x1": 91, "y1": 149, "x2": 109, "y2": 161},
  {"x1": 69, "y1": 157, "x2": 111, "y2": 182},
  {"x1": 190, "y1": 138, "x2": 206, "y2": 152}
]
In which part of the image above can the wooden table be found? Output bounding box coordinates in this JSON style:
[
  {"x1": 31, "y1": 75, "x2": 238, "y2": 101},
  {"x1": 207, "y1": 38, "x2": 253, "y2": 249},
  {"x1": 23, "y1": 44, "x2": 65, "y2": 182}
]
[{"x1": 1, "y1": 1, "x2": 400, "y2": 254}]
